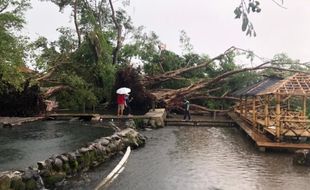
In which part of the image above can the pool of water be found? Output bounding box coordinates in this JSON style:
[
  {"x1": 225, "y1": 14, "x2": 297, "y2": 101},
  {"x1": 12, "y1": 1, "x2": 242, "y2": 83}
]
[
  {"x1": 61, "y1": 126, "x2": 310, "y2": 190},
  {"x1": 0, "y1": 120, "x2": 114, "y2": 171}
]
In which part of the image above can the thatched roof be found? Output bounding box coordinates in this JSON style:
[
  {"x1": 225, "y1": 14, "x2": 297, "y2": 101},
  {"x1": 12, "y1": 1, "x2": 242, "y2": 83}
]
[
  {"x1": 232, "y1": 77, "x2": 282, "y2": 97},
  {"x1": 258, "y1": 73, "x2": 310, "y2": 96}
]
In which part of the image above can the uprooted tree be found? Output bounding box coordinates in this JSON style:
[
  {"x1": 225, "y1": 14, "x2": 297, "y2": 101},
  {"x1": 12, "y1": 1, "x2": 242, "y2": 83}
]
[
  {"x1": 129, "y1": 46, "x2": 310, "y2": 113},
  {"x1": 1, "y1": 0, "x2": 307, "y2": 116}
]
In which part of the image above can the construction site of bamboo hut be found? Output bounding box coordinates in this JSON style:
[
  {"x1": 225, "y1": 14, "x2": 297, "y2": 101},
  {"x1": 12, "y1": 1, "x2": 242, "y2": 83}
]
[{"x1": 228, "y1": 73, "x2": 310, "y2": 151}]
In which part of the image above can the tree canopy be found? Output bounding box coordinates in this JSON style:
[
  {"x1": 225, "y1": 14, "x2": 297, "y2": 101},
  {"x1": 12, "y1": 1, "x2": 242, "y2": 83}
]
[
  {"x1": 0, "y1": 0, "x2": 30, "y2": 88},
  {"x1": 0, "y1": 0, "x2": 308, "y2": 116}
]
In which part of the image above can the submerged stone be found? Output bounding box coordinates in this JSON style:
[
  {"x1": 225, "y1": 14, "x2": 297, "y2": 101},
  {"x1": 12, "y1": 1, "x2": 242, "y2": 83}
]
[
  {"x1": 293, "y1": 149, "x2": 310, "y2": 166},
  {"x1": 0, "y1": 174, "x2": 11, "y2": 190}
]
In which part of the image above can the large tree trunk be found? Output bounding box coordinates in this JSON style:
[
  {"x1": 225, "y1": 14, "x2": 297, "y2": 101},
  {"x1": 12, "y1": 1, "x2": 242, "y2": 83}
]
[
  {"x1": 109, "y1": 0, "x2": 123, "y2": 65},
  {"x1": 43, "y1": 85, "x2": 71, "y2": 98},
  {"x1": 74, "y1": 0, "x2": 81, "y2": 47},
  {"x1": 141, "y1": 46, "x2": 236, "y2": 87},
  {"x1": 149, "y1": 60, "x2": 309, "y2": 111}
]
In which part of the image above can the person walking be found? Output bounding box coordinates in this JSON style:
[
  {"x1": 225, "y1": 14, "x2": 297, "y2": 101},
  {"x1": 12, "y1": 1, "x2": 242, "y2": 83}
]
[
  {"x1": 183, "y1": 98, "x2": 191, "y2": 121},
  {"x1": 117, "y1": 94, "x2": 126, "y2": 116}
]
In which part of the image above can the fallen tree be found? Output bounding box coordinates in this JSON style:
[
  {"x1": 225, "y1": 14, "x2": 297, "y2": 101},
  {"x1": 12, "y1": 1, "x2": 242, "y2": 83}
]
[
  {"x1": 11, "y1": 47, "x2": 308, "y2": 116},
  {"x1": 140, "y1": 47, "x2": 310, "y2": 112}
]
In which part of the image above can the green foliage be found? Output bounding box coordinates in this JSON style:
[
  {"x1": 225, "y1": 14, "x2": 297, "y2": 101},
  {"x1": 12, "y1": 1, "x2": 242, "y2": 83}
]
[
  {"x1": 160, "y1": 50, "x2": 184, "y2": 71},
  {"x1": 28, "y1": 20, "x2": 116, "y2": 109},
  {"x1": 263, "y1": 53, "x2": 308, "y2": 78},
  {"x1": 28, "y1": 36, "x2": 60, "y2": 71},
  {"x1": 1, "y1": 0, "x2": 303, "y2": 115},
  {"x1": 234, "y1": 0, "x2": 261, "y2": 36},
  {"x1": 57, "y1": 27, "x2": 78, "y2": 53},
  {"x1": 179, "y1": 30, "x2": 193, "y2": 54},
  {"x1": 160, "y1": 79, "x2": 191, "y2": 89},
  {"x1": 133, "y1": 118, "x2": 145, "y2": 129},
  {"x1": 0, "y1": 0, "x2": 30, "y2": 88},
  {"x1": 56, "y1": 86, "x2": 97, "y2": 110},
  {"x1": 120, "y1": 27, "x2": 161, "y2": 67},
  {"x1": 96, "y1": 63, "x2": 116, "y2": 102}
]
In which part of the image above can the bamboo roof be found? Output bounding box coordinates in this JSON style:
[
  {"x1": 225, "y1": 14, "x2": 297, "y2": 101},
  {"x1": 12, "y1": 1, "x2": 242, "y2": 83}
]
[
  {"x1": 232, "y1": 77, "x2": 282, "y2": 97},
  {"x1": 258, "y1": 73, "x2": 310, "y2": 96}
]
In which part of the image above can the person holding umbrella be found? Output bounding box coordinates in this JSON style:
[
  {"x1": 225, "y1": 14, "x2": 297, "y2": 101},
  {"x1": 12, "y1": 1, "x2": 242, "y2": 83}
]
[
  {"x1": 117, "y1": 94, "x2": 126, "y2": 116},
  {"x1": 116, "y1": 87, "x2": 131, "y2": 116}
]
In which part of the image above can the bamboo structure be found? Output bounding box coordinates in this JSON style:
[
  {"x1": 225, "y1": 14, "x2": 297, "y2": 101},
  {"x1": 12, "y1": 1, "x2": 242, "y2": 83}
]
[{"x1": 233, "y1": 73, "x2": 310, "y2": 143}]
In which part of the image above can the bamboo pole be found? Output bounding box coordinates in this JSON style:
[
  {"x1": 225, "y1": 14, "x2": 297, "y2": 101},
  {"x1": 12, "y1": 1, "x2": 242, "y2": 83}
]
[
  {"x1": 244, "y1": 96, "x2": 248, "y2": 118},
  {"x1": 240, "y1": 96, "x2": 244, "y2": 114},
  {"x1": 303, "y1": 96, "x2": 307, "y2": 117},
  {"x1": 253, "y1": 96, "x2": 257, "y2": 129},
  {"x1": 287, "y1": 99, "x2": 290, "y2": 110},
  {"x1": 264, "y1": 95, "x2": 269, "y2": 127},
  {"x1": 276, "y1": 94, "x2": 281, "y2": 142}
]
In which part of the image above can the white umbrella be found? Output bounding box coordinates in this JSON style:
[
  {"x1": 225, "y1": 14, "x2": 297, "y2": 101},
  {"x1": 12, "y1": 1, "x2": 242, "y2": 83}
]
[{"x1": 116, "y1": 87, "x2": 131, "y2": 94}]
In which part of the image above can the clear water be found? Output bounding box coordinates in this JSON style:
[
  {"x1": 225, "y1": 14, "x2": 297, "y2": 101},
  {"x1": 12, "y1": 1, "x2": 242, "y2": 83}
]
[{"x1": 0, "y1": 120, "x2": 113, "y2": 171}]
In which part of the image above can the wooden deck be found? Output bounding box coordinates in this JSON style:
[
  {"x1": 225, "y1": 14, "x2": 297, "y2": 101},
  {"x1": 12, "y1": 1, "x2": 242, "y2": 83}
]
[
  {"x1": 0, "y1": 117, "x2": 44, "y2": 127},
  {"x1": 100, "y1": 115, "x2": 152, "y2": 120},
  {"x1": 165, "y1": 118, "x2": 235, "y2": 127},
  {"x1": 48, "y1": 113, "x2": 100, "y2": 121},
  {"x1": 228, "y1": 112, "x2": 310, "y2": 151},
  {"x1": 47, "y1": 109, "x2": 166, "y2": 125}
]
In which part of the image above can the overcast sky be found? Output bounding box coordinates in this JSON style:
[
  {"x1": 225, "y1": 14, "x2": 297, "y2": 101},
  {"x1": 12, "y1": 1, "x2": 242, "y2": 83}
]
[{"x1": 25, "y1": 0, "x2": 310, "y2": 64}]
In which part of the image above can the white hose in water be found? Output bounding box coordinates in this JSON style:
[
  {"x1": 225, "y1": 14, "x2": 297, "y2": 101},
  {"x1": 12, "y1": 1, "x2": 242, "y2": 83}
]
[{"x1": 94, "y1": 146, "x2": 131, "y2": 190}]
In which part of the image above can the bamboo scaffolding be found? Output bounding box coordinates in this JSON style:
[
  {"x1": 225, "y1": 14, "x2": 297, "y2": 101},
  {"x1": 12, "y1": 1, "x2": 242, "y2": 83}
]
[{"x1": 234, "y1": 73, "x2": 310, "y2": 140}]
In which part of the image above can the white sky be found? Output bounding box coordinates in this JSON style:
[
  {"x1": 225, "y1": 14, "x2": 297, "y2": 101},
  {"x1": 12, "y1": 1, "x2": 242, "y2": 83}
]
[{"x1": 24, "y1": 0, "x2": 310, "y2": 64}]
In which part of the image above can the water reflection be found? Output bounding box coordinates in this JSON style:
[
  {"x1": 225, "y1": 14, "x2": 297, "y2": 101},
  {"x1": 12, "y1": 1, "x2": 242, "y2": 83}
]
[
  {"x1": 0, "y1": 120, "x2": 113, "y2": 171},
  {"x1": 106, "y1": 127, "x2": 310, "y2": 190}
]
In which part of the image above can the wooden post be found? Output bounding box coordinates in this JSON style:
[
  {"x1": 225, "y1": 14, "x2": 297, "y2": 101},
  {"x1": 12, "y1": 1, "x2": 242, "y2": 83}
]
[
  {"x1": 264, "y1": 95, "x2": 269, "y2": 127},
  {"x1": 213, "y1": 111, "x2": 217, "y2": 120},
  {"x1": 303, "y1": 96, "x2": 307, "y2": 117},
  {"x1": 240, "y1": 96, "x2": 244, "y2": 114},
  {"x1": 252, "y1": 96, "x2": 257, "y2": 129},
  {"x1": 287, "y1": 99, "x2": 290, "y2": 111},
  {"x1": 152, "y1": 100, "x2": 155, "y2": 111},
  {"x1": 275, "y1": 94, "x2": 281, "y2": 142}
]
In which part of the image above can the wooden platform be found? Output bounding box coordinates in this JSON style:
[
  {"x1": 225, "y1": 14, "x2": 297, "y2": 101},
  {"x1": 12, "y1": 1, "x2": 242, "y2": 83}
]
[
  {"x1": 228, "y1": 112, "x2": 310, "y2": 151},
  {"x1": 0, "y1": 117, "x2": 44, "y2": 127},
  {"x1": 48, "y1": 113, "x2": 100, "y2": 121},
  {"x1": 165, "y1": 118, "x2": 235, "y2": 127},
  {"x1": 100, "y1": 115, "x2": 152, "y2": 120}
]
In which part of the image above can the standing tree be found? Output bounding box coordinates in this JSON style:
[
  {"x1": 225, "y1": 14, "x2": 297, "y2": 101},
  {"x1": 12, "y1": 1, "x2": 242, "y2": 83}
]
[{"x1": 0, "y1": 0, "x2": 30, "y2": 88}]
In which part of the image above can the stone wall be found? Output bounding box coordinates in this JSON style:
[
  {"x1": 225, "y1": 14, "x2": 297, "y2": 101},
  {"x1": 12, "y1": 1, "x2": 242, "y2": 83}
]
[
  {"x1": 0, "y1": 128, "x2": 145, "y2": 190},
  {"x1": 142, "y1": 108, "x2": 166, "y2": 128}
]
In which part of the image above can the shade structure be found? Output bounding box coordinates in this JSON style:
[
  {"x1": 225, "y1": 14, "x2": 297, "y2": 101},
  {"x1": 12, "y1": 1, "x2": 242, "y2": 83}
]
[{"x1": 116, "y1": 87, "x2": 131, "y2": 95}]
